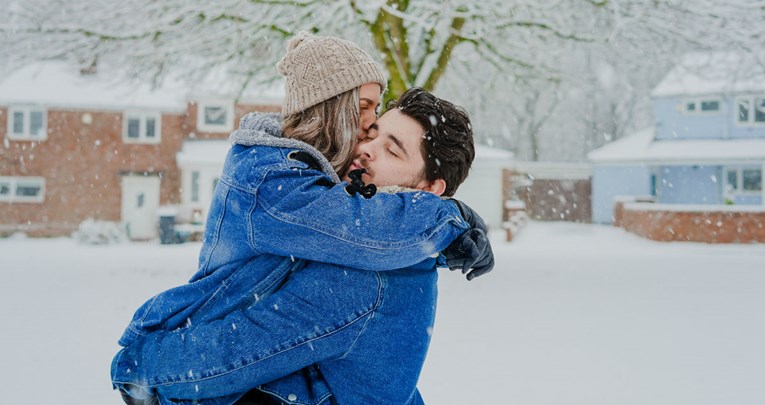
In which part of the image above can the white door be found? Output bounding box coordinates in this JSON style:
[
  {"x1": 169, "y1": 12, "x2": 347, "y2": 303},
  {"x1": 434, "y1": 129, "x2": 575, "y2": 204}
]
[{"x1": 121, "y1": 175, "x2": 161, "y2": 240}]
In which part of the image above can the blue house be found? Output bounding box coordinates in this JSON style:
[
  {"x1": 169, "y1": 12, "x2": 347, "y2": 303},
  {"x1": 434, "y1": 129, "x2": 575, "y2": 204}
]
[{"x1": 589, "y1": 52, "x2": 765, "y2": 224}]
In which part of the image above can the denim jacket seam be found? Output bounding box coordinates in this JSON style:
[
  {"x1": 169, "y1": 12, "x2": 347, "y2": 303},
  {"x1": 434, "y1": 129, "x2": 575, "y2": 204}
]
[
  {"x1": 223, "y1": 158, "x2": 293, "y2": 196},
  {"x1": 246, "y1": 258, "x2": 301, "y2": 302},
  {"x1": 126, "y1": 295, "x2": 160, "y2": 337},
  {"x1": 134, "y1": 302, "x2": 377, "y2": 387},
  {"x1": 191, "y1": 276, "x2": 233, "y2": 318},
  {"x1": 198, "y1": 181, "x2": 232, "y2": 276},
  {"x1": 247, "y1": 194, "x2": 261, "y2": 253},
  {"x1": 193, "y1": 260, "x2": 298, "y2": 338},
  {"x1": 337, "y1": 272, "x2": 386, "y2": 360}
]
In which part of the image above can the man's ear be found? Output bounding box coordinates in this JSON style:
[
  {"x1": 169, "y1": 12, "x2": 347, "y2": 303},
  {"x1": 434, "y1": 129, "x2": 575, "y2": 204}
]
[{"x1": 419, "y1": 178, "x2": 447, "y2": 196}]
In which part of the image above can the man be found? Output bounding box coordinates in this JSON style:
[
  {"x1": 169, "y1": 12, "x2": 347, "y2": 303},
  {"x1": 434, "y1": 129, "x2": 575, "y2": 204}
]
[{"x1": 112, "y1": 88, "x2": 491, "y2": 404}]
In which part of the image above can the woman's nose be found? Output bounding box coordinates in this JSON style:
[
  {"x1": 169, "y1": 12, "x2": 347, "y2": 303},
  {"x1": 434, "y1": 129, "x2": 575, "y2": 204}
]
[{"x1": 360, "y1": 111, "x2": 375, "y2": 132}]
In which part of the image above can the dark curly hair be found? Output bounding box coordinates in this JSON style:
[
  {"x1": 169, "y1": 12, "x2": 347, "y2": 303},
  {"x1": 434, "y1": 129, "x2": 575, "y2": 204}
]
[{"x1": 387, "y1": 87, "x2": 475, "y2": 197}]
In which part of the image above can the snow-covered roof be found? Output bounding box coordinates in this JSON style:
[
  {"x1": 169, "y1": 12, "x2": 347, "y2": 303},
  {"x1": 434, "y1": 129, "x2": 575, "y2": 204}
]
[
  {"x1": 176, "y1": 139, "x2": 231, "y2": 166},
  {"x1": 0, "y1": 61, "x2": 285, "y2": 111},
  {"x1": 472, "y1": 144, "x2": 513, "y2": 169},
  {"x1": 588, "y1": 127, "x2": 765, "y2": 164},
  {"x1": 0, "y1": 62, "x2": 189, "y2": 111},
  {"x1": 475, "y1": 144, "x2": 514, "y2": 161},
  {"x1": 651, "y1": 52, "x2": 765, "y2": 98},
  {"x1": 508, "y1": 162, "x2": 592, "y2": 180}
]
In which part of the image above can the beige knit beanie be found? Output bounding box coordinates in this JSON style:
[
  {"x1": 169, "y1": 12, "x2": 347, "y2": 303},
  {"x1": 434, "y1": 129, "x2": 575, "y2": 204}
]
[{"x1": 277, "y1": 32, "x2": 388, "y2": 115}]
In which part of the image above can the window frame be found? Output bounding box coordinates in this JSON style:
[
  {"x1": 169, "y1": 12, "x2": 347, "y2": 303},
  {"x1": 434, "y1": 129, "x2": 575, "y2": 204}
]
[
  {"x1": 0, "y1": 176, "x2": 46, "y2": 203},
  {"x1": 196, "y1": 100, "x2": 234, "y2": 133},
  {"x1": 682, "y1": 97, "x2": 722, "y2": 115},
  {"x1": 723, "y1": 167, "x2": 762, "y2": 195},
  {"x1": 7, "y1": 106, "x2": 48, "y2": 141},
  {"x1": 122, "y1": 111, "x2": 162, "y2": 144},
  {"x1": 734, "y1": 96, "x2": 765, "y2": 127}
]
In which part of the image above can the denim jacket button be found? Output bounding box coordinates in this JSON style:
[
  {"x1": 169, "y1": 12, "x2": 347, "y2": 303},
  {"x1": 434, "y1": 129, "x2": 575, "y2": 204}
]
[{"x1": 288, "y1": 393, "x2": 298, "y2": 401}]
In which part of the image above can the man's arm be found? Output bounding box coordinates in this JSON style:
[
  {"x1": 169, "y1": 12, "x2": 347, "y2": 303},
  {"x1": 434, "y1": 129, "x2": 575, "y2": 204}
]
[{"x1": 242, "y1": 160, "x2": 472, "y2": 271}]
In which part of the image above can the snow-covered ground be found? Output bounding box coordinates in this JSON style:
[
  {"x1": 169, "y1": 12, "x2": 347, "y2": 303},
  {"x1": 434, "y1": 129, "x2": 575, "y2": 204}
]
[{"x1": 1, "y1": 222, "x2": 764, "y2": 405}]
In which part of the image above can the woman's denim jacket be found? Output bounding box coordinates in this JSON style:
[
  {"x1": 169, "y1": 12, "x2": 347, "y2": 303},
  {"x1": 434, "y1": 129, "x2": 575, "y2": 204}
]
[{"x1": 111, "y1": 113, "x2": 470, "y2": 404}]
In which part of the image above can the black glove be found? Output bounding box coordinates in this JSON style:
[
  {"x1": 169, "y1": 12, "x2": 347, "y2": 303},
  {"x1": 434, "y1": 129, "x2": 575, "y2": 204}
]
[{"x1": 443, "y1": 199, "x2": 495, "y2": 280}]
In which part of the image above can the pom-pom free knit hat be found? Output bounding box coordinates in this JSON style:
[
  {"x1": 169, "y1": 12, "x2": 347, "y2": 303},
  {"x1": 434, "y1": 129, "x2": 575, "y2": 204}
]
[{"x1": 277, "y1": 32, "x2": 387, "y2": 115}]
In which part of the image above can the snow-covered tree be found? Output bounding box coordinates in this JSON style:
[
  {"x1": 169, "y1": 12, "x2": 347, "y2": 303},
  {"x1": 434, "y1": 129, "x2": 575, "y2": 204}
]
[{"x1": 2, "y1": 0, "x2": 764, "y2": 160}]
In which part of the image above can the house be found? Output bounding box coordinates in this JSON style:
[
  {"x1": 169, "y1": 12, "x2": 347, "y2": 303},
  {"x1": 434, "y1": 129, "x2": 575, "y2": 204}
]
[
  {"x1": 588, "y1": 52, "x2": 765, "y2": 242},
  {"x1": 0, "y1": 62, "x2": 280, "y2": 239},
  {"x1": 452, "y1": 144, "x2": 514, "y2": 230}
]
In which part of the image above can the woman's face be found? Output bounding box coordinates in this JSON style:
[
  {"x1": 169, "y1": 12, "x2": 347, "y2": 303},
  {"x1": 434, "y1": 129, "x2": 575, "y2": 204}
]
[{"x1": 358, "y1": 83, "x2": 382, "y2": 140}]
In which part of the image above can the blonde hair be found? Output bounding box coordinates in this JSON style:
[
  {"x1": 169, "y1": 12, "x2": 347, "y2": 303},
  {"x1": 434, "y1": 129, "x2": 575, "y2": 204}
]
[{"x1": 282, "y1": 87, "x2": 360, "y2": 175}]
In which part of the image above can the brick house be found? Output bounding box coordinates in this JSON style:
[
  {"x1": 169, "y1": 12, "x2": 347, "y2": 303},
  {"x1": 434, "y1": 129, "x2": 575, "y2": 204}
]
[{"x1": 0, "y1": 62, "x2": 280, "y2": 238}]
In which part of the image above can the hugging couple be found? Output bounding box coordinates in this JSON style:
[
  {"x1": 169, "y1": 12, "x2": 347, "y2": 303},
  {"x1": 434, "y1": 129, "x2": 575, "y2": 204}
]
[{"x1": 112, "y1": 32, "x2": 495, "y2": 405}]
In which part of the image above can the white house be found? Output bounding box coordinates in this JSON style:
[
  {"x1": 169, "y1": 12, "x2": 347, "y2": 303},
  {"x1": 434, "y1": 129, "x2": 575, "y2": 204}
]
[{"x1": 453, "y1": 144, "x2": 514, "y2": 230}]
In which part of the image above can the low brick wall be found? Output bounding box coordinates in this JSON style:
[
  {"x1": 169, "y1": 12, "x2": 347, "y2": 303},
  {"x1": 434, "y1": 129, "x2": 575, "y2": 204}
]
[{"x1": 615, "y1": 201, "x2": 765, "y2": 243}]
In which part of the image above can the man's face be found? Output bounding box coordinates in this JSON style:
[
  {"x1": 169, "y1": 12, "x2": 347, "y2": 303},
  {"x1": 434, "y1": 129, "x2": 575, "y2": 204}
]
[
  {"x1": 346, "y1": 108, "x2": 431, "y2": 191},
  {"x1": 358, "y1": 83, "x2": 381, "y2": 139}
]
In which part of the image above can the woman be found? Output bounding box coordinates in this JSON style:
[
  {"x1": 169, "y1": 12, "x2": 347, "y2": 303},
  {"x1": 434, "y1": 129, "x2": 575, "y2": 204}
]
[{"x1": 113, "y1": 33, "x2": 487, "y2": 404}]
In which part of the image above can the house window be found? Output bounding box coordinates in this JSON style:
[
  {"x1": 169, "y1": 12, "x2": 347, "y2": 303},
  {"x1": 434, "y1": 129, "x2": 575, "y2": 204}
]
[
  {"x1": 123, "y1": 112, "x2": 161, "y2": 143},
  {"x1": 724, "y1": 167, "x2": 762, "y2": 194},
  {"x1": 700, "y1": 100, "x2": 720, "y2": 112},
  {"x1": 684, "y1": 98, "x2": 721, "y2": 115},
  {"x1": 736, "y1": 97, "x2": 765, "y2": 126},
  {"x1": 742, "y1": 169, "x2": 762, "y2": 192},
  {"x1": 0, "y1": 176, "x2": 45, "y2": 203},
  {"x1": 197, "y1": 100, "x2": 234, "y2": 133},
  {"x1": 191, "y1": 171, "x2": 200, "y2": 203},
  {"x1": 7, "y1": 106, "x2": 47, "y2": 141}
]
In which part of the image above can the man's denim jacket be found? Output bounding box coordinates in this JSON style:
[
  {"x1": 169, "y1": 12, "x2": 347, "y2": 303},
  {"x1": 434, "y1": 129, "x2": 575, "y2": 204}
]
[{"x1": 111, "y1": 113, "x2": 469, "y2": 404}]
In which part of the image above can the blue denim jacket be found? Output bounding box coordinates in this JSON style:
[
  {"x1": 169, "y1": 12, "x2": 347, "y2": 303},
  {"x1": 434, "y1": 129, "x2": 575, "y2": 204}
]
[
  {"x1": 116, "y1": 258, "x2": 440, "y2": 405},
  {"x1": 112, "y1": 113, "x2": 468, "y2": 404}
]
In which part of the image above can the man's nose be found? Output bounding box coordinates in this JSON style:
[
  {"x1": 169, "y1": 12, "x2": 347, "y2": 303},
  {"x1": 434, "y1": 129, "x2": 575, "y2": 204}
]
[{"x1": 357, "y1": 140, "x2": 375, "y2": 160}]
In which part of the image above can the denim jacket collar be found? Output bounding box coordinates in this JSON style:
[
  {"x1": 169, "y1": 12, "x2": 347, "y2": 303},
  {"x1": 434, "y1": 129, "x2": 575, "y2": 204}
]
[{"x1": 229, "y1": 112, "x2": 340, "y2": 183}]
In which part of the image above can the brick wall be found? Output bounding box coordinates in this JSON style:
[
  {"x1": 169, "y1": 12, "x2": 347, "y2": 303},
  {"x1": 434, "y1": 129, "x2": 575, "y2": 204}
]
[
  {"x1": 615, "y1": 201, "x2": 765, "y2": 243},
  {"x1": 1, "y1": 108, "x2": 188, "y2": 236}
]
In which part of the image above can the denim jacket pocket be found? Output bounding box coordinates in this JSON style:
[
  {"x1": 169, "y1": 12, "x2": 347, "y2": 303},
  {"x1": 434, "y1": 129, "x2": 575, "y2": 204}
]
[{"x1": 257, "y1": 365, "x2": 333, "y2": 405}]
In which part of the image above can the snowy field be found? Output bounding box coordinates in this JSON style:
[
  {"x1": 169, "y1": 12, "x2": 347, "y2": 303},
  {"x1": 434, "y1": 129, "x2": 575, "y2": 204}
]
[{"x1": 1, "y1": 221, "x2": 764, "y2": 405}]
